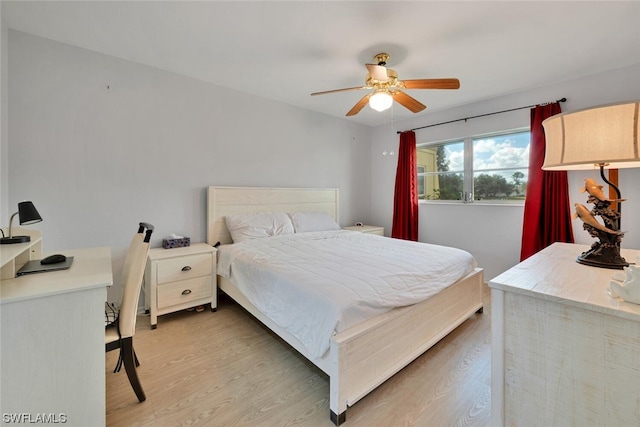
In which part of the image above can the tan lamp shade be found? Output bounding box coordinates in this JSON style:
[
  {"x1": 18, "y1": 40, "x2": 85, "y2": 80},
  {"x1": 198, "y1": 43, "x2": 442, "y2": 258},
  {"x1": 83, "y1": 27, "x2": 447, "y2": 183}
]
[{"x1": 542, "y1": 101, "x2": 640, "y2": 170}]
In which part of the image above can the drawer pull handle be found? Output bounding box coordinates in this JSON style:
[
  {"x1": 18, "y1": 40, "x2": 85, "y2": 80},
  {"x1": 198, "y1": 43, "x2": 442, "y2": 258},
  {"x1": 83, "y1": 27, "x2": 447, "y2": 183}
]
[
  {"x1": 182, "y1": 289, "x2": 192, "y2": 295},
  {"x1": 181, "y1": 266, "x2": 192, "y2": 272}
]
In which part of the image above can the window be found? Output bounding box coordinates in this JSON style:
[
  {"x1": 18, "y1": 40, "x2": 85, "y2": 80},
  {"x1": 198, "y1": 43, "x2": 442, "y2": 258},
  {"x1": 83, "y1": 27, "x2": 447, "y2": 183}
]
[
  {"x1": 416, "y1": 130, "x2": 530, "y2": 202},
  {"x1": 416, "y1": 141, "x2": 464, "y2": 201}
]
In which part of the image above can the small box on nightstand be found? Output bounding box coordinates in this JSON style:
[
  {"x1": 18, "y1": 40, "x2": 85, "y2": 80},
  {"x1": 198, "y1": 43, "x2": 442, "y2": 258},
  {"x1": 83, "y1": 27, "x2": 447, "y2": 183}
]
[{"x1": 162, "y1": 237, "x2": 191, "y2": 249}]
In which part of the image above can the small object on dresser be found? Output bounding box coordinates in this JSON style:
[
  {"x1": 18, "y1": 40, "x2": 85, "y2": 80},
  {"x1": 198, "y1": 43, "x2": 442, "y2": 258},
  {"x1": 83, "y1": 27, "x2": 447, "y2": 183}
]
[
  {"x1": 162, "y1": 233, "x2": 190, "y2": 249},
  {"x1": 609, "y1": 264, "x2": 640, "y2": 304}
]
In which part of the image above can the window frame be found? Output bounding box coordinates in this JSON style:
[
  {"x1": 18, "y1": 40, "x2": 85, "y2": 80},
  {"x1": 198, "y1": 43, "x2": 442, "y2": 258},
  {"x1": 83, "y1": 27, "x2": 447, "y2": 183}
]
[{"x1": 417, "y1": 127, "x2": 530, "y2": 205}]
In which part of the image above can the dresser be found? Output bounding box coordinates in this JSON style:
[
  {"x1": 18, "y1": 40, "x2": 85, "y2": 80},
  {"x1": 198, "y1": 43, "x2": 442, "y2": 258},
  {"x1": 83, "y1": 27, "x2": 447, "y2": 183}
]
[
  {"x1": 144, "y1": 243, "x2": 217, "y2": 329},
  {"x1": 489, "y1": 242, "x2": 640, "y2": 427},
  {"x1": 342, "y1": 225, "x2": 385, "y2": 236},
  {"x1": 0, "y1": 244, "x2": 113, "y2": 427}
]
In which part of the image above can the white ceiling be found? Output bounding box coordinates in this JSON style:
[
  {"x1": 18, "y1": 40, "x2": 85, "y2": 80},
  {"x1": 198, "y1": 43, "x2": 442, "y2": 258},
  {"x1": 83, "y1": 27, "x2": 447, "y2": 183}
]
[{"x1": 3, "y1": 1, "x2": 640, "y2": 126}]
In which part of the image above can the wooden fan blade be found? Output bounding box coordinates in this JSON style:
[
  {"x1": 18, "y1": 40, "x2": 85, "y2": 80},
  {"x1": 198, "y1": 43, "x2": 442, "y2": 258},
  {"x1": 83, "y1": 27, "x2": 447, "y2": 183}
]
[
  {"x1": 392, "y1": 91, "x2": 426, "y2": 113},
  {"x1": 365, "y1": 64, "x2": 388, "y2": 82},
  {"x1": 401, "y1": 78, "x2": 460, "y2": 90},
  {"x1": 311, "y1": 86, "x2": 368, "y2": 96},
  {"x1": 346, "y1": 94, "x2": 372, "y2": 116}
]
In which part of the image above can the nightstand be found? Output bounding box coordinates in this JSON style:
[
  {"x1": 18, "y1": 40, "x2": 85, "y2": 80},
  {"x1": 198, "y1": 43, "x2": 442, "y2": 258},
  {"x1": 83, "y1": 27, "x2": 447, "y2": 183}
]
[
  {"x1": 343, "y1": 225, "x2": 385, "y2": 236},
  {"x1": 144, "y1": 243, "x2": 216, "y2": 329}
]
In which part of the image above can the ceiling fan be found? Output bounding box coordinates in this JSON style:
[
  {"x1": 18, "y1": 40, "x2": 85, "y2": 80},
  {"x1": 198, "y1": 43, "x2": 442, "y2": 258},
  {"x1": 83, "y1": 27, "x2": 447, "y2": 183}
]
[{"x1": 311, "y1": 53, "x2": 460, "y2": 116}]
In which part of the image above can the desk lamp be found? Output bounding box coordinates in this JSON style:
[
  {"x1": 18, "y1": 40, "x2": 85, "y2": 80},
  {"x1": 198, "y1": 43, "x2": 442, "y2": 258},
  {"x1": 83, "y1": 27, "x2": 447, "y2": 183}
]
[
  {"x1": 0, "y1": 201, "x2": 43, "y2": 244},
  {"x1": 542, "y1": 101, "x2": 640, "y2": 269}
]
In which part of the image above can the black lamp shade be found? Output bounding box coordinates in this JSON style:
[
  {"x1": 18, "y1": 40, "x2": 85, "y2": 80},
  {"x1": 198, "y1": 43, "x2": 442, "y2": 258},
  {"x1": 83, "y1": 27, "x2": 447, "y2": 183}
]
[
  {"x1": 0, "y1": 201, "x2": 43, "y2": 244},
  {"x1": 18, "y1": 201, "x2": 43, "y2": 225}
]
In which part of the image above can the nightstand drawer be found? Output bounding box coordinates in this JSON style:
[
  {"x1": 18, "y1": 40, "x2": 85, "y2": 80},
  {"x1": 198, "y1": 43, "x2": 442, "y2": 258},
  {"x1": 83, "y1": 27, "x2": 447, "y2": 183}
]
[
  {"x1": 156, "y1": 253, "x2": 213, "y2": 284},
  {"x1": 157, "y1": 276, "x2": 212, "y2": 309}
]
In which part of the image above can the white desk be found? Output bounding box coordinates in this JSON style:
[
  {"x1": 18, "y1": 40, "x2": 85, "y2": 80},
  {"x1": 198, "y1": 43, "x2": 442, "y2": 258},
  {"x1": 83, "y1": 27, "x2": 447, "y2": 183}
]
[
  {"x1": 0, "y1": 246, "x2": 113, "y2": 427},
  {"x1": 489, "y1": 242, "x2": 640, "y2": 427}
]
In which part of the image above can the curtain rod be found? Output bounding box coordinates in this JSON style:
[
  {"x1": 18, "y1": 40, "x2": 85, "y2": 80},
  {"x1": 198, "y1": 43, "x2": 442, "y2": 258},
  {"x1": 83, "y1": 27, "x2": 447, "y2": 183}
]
[{"x1": 397, "y1": 97, "x2": 567, "y2": 134}]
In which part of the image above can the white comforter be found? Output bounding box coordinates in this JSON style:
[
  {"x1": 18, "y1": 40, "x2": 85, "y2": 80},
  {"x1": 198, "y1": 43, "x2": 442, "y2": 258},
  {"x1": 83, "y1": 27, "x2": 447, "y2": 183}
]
[{"x1": 217, "y1": 230, "x2": 476, "y2": 359}]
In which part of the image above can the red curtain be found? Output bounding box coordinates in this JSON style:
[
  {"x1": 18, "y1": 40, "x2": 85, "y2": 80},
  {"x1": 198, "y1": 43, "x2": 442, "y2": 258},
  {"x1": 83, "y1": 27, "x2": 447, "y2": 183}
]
[
  {"x1": 392, "y1": 131, "x2": 419, "y2": 241},
  {"x1": 520, "y1": 103, "x2": 574, "y2": 260}
]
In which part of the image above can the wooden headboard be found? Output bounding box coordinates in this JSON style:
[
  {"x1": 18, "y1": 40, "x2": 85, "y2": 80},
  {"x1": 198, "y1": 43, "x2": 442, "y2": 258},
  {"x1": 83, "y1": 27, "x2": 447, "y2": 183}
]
[{"x1": 207, "y1": 186, "x2": 339, "y2": 246}]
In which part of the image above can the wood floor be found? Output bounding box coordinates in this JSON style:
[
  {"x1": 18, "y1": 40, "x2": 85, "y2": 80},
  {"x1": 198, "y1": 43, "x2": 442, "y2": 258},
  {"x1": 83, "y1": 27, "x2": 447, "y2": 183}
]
[{"x1": 106, "y1": 285, "x2": 491, "y2": 427}]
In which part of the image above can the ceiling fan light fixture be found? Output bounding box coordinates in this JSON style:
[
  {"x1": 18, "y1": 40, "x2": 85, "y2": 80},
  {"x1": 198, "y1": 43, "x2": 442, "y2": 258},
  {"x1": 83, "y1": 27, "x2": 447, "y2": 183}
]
[
  {"x1": 311, "y1": 53, "x2": 459, "y2": 116},
  {"x1": 369, "y1": 91, "x2": 393, "y2": 112}
]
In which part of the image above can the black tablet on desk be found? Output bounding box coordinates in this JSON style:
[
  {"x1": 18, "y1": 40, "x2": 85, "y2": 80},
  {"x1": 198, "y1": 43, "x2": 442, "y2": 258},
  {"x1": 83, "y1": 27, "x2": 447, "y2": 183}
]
[{"x1": 16, "y1": 257, "x2": 74, "y2": 276}]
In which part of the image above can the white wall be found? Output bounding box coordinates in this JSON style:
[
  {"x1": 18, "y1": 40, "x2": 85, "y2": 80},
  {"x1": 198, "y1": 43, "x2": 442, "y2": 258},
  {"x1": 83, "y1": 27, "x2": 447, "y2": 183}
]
[
  {"x1": 6, "y1": 31, "x2": 372, "y2": 300},
  {"x1": 1, "y1": 5, "x2": 7, "y2": 224},
  {"x1": 371, "y1": 63, "x2": 640, "y2": 281}
]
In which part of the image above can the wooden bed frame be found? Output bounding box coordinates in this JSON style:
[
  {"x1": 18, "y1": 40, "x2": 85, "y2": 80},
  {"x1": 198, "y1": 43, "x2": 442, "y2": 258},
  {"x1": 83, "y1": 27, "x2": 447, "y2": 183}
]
[{"x1": 207, "y1": 186, "x2": 484, "y2": 425}]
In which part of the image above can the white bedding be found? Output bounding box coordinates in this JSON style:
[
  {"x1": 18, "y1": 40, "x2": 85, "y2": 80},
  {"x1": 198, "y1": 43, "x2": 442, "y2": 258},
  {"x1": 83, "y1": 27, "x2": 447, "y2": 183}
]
[{"x1": 217, "y1": 230, "x2": 476, "y2": 359}]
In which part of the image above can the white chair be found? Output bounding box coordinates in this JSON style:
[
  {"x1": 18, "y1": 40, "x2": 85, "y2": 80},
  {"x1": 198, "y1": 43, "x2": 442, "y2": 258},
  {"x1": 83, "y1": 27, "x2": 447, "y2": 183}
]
[{"x1": 105, "y1": 222, "x2": 153, "y2": 402}]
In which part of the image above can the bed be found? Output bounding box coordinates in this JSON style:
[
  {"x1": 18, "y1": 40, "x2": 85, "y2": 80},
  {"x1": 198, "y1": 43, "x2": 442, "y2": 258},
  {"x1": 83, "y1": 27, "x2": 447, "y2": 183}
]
[{"x1": 207, "y1": 186, "x2": 484, "y2": 425}]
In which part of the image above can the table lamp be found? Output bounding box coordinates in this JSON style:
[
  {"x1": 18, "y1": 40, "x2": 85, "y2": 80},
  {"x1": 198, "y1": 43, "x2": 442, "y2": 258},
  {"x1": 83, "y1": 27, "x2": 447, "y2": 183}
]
[
  {"x1": 0, "y1": 201, "x2": 43, "y2": 244},
  {"x1": 541, "y1": 101, "x2": 640, "y2": 269}
]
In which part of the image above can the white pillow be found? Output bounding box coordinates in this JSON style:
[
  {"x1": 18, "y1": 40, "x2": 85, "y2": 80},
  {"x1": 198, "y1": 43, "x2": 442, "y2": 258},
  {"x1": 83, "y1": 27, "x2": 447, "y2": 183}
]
[
  {"x1": 290, "y1": 211, "x2": 340, "y2": 233},
  {"x1": 225, "y1": 212, "x2": 294, "y2": 243}
]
